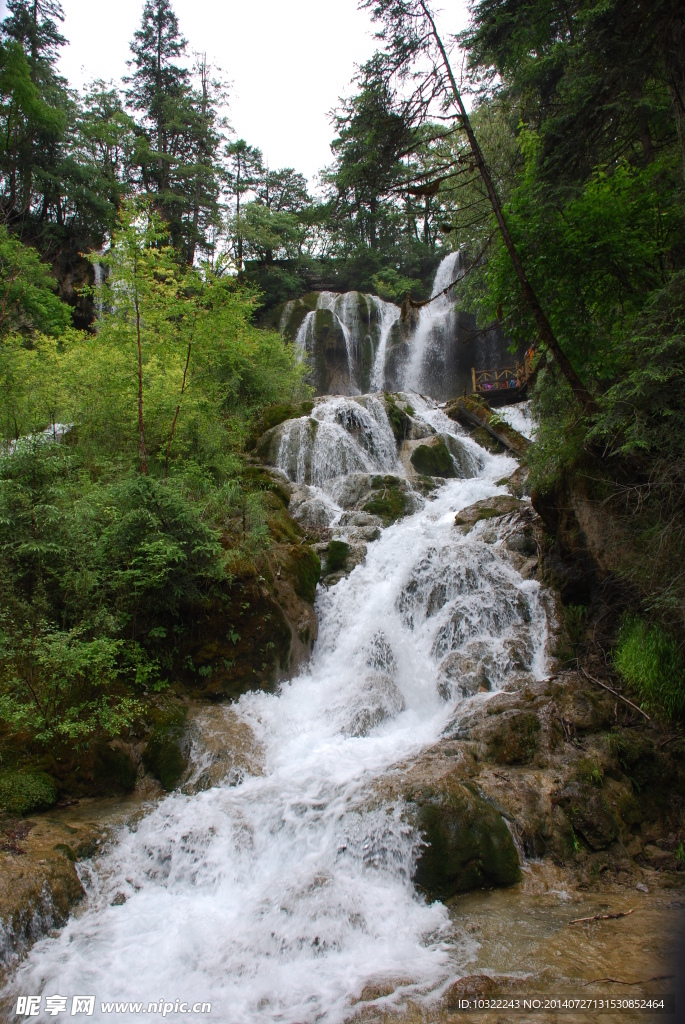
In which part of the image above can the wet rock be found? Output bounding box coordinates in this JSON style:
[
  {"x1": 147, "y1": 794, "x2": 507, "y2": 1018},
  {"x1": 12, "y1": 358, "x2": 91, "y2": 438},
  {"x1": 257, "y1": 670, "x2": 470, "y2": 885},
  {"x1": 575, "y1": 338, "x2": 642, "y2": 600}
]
[
  {"x1": 347, "y1": 675, "x2": 406, "y2": 736},
  {"x1": 337, "y1": 510, "x2": 382, "y2": 542},
  {"x1": 506, "y1": 528, "x2": 537, "y2": 557},
  {"x1": 93, "y1": 744, "x2": 137, "y2": 794},
  {"x1": 454, "y1": 496, "x2": 523, "y2": 532},
  {"x1": 437, "y1": 650, "x2": 493, "y2": 699},
  {"x1": 410, "y1": 780, "x2": 521, "y2": 899},
  {"x1": 445, "y1": 395, "x2": 531, "y2": 457},
  {"x1": 410, "y1": 437, "x2": 457, "y2": 478},
  {"x1": 443, "y1": 434, "x2": 482, "y2": 478},
  {"x1": 554, "y1": 782, "x2": 618, "y2": 851},
  {"x1": 185, "y1": 706, "x2": 263, "y2": 793},
  {"x1": 0, "y1": 812, "x2": 109, "y2": 974},
  {"x1": 143, "y1": 716, "x2": 188, "y2": 792},
  {"x1": 487, "y1": 711, "x2": 542, "y2": 765}
]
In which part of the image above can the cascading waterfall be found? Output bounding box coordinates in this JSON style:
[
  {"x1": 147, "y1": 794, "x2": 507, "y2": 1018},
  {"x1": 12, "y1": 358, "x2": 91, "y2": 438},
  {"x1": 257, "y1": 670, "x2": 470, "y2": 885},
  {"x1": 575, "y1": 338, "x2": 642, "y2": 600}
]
[
  {"x1": 3, "y1": 394, "x2": 550, "y2": 1024},
  {"x1": 280, "y1": 250, "x2": 495, "y2": 398},
  {"x1": 370, "y1": 296, "x2": 401, "y2": 391},
  {"x1": 402, "y1": 251, "x2": 463, "y2": 393},
  {"x1": 294, "y1": 309, "x2": 317, "y2": 357}
]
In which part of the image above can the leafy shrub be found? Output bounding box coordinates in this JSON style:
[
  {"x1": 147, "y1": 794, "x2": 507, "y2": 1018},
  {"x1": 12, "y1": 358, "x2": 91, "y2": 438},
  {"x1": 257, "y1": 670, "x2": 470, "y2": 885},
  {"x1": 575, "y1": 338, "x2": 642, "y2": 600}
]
[
  {"x1": 0, "y1": 769, "x2": 58, "y2": 815},
  {"x1": 614, "y1": 616, "x2": 685, "y2": 720}
]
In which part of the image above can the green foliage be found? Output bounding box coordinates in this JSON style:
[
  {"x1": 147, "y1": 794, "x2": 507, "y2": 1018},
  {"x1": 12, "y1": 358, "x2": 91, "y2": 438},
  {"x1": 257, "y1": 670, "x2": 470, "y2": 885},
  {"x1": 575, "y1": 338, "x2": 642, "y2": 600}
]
[
  {"x1": 614, "y1": 616, "x2": 685, "y2": 721},
  {"x1": 0, "y1": 768, "x2": 57, "y2": 815},
  {"x1": 371, "y1": 268, "x2": 422, "y2": 302},
  {"x1": 0, "y1": 227, "x2": 70, "y2": 340},
  {"x1": 0, "y1": 202, "x2": 307, "y2": 766}
]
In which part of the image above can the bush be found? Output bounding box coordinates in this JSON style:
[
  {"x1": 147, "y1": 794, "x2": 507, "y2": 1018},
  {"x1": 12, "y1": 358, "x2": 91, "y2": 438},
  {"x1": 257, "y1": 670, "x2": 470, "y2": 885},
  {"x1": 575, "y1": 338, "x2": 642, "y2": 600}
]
[
  {"x1": 0, "y1": 769, "x2": 58, "y2": 815},
  {"x1": 614, "y1": 616, "x2": 685, "y2": 720}
]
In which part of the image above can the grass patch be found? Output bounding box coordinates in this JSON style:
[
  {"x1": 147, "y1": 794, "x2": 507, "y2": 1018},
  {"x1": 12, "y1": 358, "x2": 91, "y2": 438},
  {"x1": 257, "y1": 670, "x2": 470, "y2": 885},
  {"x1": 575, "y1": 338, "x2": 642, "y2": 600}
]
[{"x1": 614, "y1": 616, "x2": 685, "y2": 720}]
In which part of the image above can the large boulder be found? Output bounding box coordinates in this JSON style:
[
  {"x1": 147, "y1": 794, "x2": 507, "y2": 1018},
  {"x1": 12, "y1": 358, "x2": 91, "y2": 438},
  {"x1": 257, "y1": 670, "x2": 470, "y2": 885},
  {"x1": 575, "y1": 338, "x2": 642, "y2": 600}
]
[
  {"x1": 410, "y1": 779, "x2": 521, "y2": 900},
  {"x1": 410, "y1": 437, "x2": 457, "y2": 478}
]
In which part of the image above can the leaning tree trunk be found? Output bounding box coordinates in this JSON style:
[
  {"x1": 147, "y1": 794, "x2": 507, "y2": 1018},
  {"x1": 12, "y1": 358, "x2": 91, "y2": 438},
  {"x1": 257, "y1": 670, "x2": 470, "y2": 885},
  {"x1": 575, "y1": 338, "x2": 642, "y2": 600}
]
[{"x1": 418, "y1": 0, "x2": 597, "y2": 415}]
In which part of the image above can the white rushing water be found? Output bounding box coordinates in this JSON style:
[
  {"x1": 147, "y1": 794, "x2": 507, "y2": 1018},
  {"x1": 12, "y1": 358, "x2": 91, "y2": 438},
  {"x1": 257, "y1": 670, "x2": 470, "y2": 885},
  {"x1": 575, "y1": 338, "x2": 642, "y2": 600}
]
[
  {"x1": 402, "y1": 251, "x2": 463, "y2": 393},
  {"x1": 4, "y1": 396, "x2": 550, "y2": 1024},
  {"x1": 496, "y1": 400, "x2": 537, "y2": 441}
]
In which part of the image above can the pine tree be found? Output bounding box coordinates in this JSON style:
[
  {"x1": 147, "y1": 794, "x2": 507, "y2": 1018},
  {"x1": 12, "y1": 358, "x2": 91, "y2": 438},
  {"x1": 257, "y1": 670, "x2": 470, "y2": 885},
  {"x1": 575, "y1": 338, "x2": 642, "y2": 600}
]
[{"x1": 125, "y1": 0, "x2": 223, "y2": 262}]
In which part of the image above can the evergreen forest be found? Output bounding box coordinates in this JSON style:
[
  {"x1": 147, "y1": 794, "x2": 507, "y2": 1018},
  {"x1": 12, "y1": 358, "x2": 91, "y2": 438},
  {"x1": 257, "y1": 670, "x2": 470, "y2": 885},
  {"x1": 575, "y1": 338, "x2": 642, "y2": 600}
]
[{"x1": 1, "y1": 0, "x2": 685, "y2": 811}]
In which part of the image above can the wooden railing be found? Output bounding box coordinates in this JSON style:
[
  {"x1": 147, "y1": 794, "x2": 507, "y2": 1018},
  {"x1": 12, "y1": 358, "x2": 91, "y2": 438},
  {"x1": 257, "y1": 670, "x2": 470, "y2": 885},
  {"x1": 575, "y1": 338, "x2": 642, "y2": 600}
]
[{"x1": 472, "y1": 348, "x2": 535, "y2": 395}]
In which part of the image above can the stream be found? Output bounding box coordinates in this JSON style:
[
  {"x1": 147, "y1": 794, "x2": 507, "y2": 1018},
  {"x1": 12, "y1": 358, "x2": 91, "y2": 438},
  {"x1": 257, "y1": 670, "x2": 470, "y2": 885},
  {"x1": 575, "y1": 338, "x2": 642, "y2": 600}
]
[{"x1": 3, "y1": 393, "x2": 558, "y2": 1022}]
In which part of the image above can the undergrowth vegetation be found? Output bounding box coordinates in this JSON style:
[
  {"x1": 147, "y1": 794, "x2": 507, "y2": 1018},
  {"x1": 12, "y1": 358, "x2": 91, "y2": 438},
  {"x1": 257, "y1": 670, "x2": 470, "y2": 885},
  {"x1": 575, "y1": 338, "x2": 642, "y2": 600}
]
[{"x1": 0, "y1": 202, "x2": 309, "y2": 805}]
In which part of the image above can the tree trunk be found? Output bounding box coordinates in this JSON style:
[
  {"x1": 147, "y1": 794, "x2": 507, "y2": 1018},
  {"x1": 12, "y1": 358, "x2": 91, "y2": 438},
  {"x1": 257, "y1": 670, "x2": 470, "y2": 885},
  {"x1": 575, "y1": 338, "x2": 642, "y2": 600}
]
[
  {"x1": 134, "y1": 284, "x2": 147, "y2": 474},
  {"x1": 419, "y1": 0, "x2": 597, "y2": 415}
]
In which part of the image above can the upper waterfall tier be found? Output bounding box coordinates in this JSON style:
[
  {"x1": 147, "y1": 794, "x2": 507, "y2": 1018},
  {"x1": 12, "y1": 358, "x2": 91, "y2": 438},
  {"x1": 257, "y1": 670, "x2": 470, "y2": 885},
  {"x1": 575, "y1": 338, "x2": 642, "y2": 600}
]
[{"x1": 276, "y1": 253, "x2": 518, "y2": 401}]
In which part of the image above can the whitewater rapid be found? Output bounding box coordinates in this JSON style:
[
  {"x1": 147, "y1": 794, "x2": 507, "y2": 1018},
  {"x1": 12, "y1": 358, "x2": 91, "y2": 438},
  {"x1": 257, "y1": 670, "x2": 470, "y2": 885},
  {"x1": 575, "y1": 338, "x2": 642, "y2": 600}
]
[{"x1": 4, "y1": 397, "x2": 549, "y2": 1024}]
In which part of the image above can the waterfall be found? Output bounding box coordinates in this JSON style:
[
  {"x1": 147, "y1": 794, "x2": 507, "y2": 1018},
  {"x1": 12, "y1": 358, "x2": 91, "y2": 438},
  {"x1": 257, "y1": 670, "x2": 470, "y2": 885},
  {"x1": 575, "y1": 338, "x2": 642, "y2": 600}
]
[
  {"x1": 4, "y1": 394, "x2": 550, "y2": 1024},
  {"x1": 294, "y1": 309, "x2": 316, "y2": 357},
  {"x1": 402, "y1": 251, "x2": 463, "y2": 394},
  {"x1": 279, "y1": 299, "x2": 295, "y2": 336},
  {"x1": 277, "y1": 251, "x2": 492, "y2": 399},
  {"x1": 316, "y1": 292, "x2": 364, "y2": 390},
  {"x1": 370, "y1": 297, "x2": 401, "y2": 391}
]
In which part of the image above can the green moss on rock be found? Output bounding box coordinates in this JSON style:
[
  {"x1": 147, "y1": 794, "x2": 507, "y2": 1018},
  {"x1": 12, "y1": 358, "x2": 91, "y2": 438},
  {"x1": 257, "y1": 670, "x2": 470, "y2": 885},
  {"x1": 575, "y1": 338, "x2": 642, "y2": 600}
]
[
  {"x1": 93, "y1": 744, "x2": 137, "y2": 793},
  {"x1": 324, "y1": 540, "x2": 350, "y2": 575},
  {"x1": 143, "y1": 717, "x2": 187, "y2": 791},
  {"x1": 383, "y1": 393, "x2": 412, "y2": 442},
  {"x1": 363, "y1": 488, "x2": 409, "y2": 525},
  {"x1": 0, "y1": 769, "x2": 58, "y2": 815},
  {"x1": 286, "y1": 545, "x2": 321, "y2": 602},
  {"x1": 412, "y1": 781, "x2": 521, "y2": 900},
  {"x1": 487, "y1": 712, "x2": 541, "y2": 764},
  {"x1": 410, "y1": 440, "x2": 456, "y2": 478},
  {"x1": 247, "y1": 401, "x2": 315, "y2": 450}
]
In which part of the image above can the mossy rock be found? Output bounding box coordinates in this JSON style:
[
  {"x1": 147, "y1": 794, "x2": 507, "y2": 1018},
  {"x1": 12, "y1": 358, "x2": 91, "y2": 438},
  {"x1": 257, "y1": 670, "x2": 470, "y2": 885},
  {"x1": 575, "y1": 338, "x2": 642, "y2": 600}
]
[
  {"x1": 555, "y1": 782, "x2": 618, "y2": 850},
  {"x1": 410, "y1": 440, "x2": 456, "y2": 478},
  {"x1": 471, "y1": 426, "x2": 505, "y2": 454},
  {"x1": 454, "y1": 496, "x2": 522, "y2": 532},
  {"x1": 286, "y1": 544, "x2": 321, "y2": 602},
  {"x1": 487, "y1": 711, "x2": 541, "y2": 764},
  {"x1": 143, "y1": 723, "x2": 187, "y2": 791},
  {"x1": 0, "y1": 769, "x2": 58, "y2": 816},
  {"x1": 363, "y1": 481, "x2": 409, "y2": 525},
  {"x1": 412, "y1": 781, "x2": 521, "y2": 900},
  {"x1": 383, "y1": 393, "x2": 412, "y2": 443},
  {"x1": 247, "y1": 401, "x2": 315, "y2": 450},
  {"x1": 93, "y1": 744, "x2": 137, "y2": 793},
  {"x1": 324, "y1": 539, "x2": 350, "y2": 575}
]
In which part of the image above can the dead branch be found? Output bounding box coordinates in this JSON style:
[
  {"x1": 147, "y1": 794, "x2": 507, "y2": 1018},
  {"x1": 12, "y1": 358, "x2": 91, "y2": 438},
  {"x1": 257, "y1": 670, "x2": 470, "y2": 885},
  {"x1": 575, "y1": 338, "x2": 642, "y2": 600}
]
[
  {"x1": 580, "y1": 668, "x2": 651, "y2": 721},
  {"x1": 569, "y1": 908, "x2": 634, "y2": 925}
]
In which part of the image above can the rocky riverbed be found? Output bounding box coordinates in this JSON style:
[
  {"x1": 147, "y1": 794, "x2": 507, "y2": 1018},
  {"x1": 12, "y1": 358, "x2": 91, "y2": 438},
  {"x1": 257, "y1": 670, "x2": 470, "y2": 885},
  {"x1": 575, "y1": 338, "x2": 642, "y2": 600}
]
[{"x1": 2, "y1": 392, "x2": 684, "y2": 1023}]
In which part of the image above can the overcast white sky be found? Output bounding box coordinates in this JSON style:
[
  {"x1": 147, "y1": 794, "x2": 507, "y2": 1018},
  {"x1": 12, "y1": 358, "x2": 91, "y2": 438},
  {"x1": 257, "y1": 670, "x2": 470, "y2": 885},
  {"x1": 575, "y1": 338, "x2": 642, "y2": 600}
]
[{"x1": 1, "y1": 0, "x2": 470, "y2": 184}]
